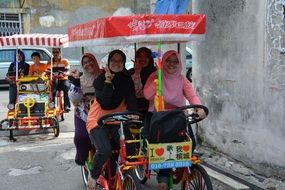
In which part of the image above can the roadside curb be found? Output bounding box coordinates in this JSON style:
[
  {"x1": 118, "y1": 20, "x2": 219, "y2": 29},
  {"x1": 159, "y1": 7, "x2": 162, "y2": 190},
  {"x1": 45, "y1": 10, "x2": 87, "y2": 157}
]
[
  {"x1": 203, "y1": 161, "x2": 264, "y2": 190},
  {"x1": 197, "y1": 146, "x2": 285, "y2": 190}
]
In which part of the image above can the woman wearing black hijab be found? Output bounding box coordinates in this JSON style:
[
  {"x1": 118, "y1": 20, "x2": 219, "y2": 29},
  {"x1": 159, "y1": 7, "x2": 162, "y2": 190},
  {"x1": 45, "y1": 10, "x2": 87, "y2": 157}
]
[
  {"x1": 7, "y1": 50, "x2": 30, "y2": 105},
  {"x1": 86, "y1": 49, "x2": 137, "y2": 190},
  {"x1": 129, "y1": 47, "x2": 156, "y2": 116},
  {"x1": 94, "y1": 49, "x2": 137, "y2": 111},
  {"x1": 6, "y1": 50, "x2": 30, "y2": 141}
]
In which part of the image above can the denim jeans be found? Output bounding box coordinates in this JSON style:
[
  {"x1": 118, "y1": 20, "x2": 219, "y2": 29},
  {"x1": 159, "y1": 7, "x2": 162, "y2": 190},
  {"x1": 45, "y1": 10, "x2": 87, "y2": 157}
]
[{"x1": 52, "y1": 79, "x2": 71, "y2": 108}]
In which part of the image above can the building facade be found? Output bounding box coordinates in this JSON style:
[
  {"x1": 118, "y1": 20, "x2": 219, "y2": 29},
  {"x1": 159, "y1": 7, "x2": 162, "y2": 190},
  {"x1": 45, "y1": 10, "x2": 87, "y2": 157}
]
[
  {"x1": 193, "y1": 0, "x2": 285, "y2": 178},
  {"x1": 0, "y1": 0, "x2": 150, "y2": 58},
  {"x1": 0, "y1": 0, "x2": 150, "y2": 36}
]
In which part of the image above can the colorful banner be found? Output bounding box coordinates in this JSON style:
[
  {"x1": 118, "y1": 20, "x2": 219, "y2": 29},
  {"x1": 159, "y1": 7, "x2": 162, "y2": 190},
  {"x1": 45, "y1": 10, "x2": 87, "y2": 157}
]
[
  {"x1": 18, "y1": 94, "x2": 48, "y2": 103},
  {"x1": 148, "y1": 141, "x2": 192, "y2": 170},
  {"x1": 67, "y1": 14, "x2": 206, "y2": 47}
]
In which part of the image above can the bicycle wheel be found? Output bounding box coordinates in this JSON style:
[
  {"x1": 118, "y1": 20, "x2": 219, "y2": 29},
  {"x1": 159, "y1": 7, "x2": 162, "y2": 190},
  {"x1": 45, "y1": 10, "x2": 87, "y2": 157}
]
[
  {"x1": 60, "y1": 94, "x2": 65, "y2": 121},
  {"x1": 53, "y1": 120, "x2": 60, "y2": 137},
  {"x1": 81, "y1": 164, "x2": 89, "y2": 187},
  {"x1": 181, "y1": 164, "x2": 213, "y2": 190},
  {"x1": 82, "y1": 150, "x2": 94, "y2": 187},
  {"x1": 122, "y1": 169, "x2": 142, "y2": 190},
  {"x1": 56, "y1": 93, "x2": 64, "y2": 122},
  {"x1": 134, "y1": 164, "x2": 148, "y2": 184}
]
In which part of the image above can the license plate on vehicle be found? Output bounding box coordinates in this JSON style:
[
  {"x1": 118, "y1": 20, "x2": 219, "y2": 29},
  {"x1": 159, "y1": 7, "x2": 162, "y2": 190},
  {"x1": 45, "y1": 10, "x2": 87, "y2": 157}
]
[{"x1": 18, "y1": 94, "x2": 48, "y2": 102}]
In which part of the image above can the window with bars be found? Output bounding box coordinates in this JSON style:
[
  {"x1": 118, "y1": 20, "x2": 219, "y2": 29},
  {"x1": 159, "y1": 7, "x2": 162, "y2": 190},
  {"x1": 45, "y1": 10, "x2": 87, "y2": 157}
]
[{"x1": 0, "y1": 13, "x2": 23, "y2": 36}]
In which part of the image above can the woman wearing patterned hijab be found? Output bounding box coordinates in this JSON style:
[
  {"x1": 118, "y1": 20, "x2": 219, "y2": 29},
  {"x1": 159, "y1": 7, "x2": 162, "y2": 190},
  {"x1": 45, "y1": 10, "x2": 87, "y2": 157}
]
[
  {"x1": 68, "y1": 53, "x2": 101, "y2": 166},
  {"x1": 129, "y1": 47, "x2": 156, "y2": 116}
]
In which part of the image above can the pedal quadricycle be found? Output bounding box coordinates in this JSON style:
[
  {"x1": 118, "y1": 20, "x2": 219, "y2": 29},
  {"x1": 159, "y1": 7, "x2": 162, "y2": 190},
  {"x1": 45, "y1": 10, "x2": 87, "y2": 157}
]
[
  {"x1": 0, "y1": 76, "x2": 60, "y2": 140},
  {"x1": 0, "y1": 33, "x2": 68, "y2": 140},
  {"x1": 67, "y1": 14, "x2": 211, "y2": 189}
]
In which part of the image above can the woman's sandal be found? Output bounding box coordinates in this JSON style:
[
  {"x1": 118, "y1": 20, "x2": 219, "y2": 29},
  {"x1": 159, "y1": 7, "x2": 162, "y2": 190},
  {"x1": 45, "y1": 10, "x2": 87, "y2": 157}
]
[
  {"x1": 87, "y1": 176, "x2": 97, "y2": 190},
  {"x1": 157, "y1": 182, "x2": 168, "y2": 190}
]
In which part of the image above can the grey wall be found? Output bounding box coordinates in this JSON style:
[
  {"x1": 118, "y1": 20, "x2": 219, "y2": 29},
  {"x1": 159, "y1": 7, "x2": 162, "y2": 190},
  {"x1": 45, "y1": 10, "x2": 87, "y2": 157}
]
[
  {"x1": 34, "y1": 2, "x2": 149, "y2": 60},
  {"x1": 192, "y1": 0, "x2": 285, "y2": 178},
  {"x1": 31, "y1": 6, "x2": 111, "y2": 60}
]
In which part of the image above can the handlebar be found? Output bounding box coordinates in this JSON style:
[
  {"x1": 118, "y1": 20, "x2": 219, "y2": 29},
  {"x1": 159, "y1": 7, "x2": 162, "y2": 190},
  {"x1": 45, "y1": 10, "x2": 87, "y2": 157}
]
[
  {"x1": 46, "y1": 69, "x2": 68, "y2": 74},
  {"x1": 97, "y1": 111, "x2": 143, "y2": 127},
  {"x1": 46, "y1": 69, "x2": 67, "y2": 80},
  {"x1": 5, "y1": 75, "x2": 16, "y2": 81},
  {"x1": 97, "y1": 105, "x2": 208, "y2": 127},
  {"x1": 177, "y1": 104, "x2": 209, "y2": 124}
]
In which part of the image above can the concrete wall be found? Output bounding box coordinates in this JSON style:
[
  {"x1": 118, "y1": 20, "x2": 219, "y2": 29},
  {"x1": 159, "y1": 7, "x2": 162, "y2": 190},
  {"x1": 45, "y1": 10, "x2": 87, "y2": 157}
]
[
  {"x1": 192, "y1": 0, "x2": 285, "y2": 178},
  {"x1": 0, "y1": 0, "x2": 19, "y2": 7}
]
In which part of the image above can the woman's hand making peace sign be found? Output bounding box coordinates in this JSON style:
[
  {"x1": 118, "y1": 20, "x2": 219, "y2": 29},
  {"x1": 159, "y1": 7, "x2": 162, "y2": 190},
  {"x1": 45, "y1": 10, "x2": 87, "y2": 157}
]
[{"x1": 104, "y1": 67, "x2": 114, "y2": 83}]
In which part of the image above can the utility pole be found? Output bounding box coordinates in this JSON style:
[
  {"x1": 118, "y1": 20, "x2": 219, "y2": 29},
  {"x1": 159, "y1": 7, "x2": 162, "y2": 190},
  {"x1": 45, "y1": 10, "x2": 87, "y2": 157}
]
[{"x1": 150, "y1": 0, "x2": 156, "y2": 13}]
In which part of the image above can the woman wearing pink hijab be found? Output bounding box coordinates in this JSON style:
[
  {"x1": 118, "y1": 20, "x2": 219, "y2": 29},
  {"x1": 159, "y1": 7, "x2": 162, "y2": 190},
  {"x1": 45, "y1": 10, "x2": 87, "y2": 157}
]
[
  {"x1": 144, "y1": 50, "x2": 203, "y2": 111},
  {"x1": 143, "y1": 50, "x2": 205, "y2": 190}
]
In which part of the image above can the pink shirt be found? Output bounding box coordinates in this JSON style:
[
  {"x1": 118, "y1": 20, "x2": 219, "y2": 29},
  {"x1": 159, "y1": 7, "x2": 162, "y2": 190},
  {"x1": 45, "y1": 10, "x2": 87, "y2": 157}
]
[{"x1": 144, "y1": 73, "x2": 201, "y2": 111}]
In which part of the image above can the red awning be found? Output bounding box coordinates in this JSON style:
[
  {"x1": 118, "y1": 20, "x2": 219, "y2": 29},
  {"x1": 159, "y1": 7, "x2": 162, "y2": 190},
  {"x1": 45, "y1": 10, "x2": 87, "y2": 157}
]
[{"x1": 67, "y1": 14, "x2": 206, "y2": 47}]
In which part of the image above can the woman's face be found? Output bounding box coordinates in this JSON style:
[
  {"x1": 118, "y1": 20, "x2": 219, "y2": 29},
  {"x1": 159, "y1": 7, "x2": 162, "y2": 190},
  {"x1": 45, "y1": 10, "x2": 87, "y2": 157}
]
[
  {"x1": 17, "y1": 53, "x2": 23, "y2": 62},
  {"x1": 82, "y1": 57, "x2": 97, "y2": 73},
  {"x1": 164, "y1": 54, "x2": 179, "y2": 74},
  {"x1": 109, "y1": 53, "x2": 124, "y2": 73},
  {"x1": 136, "y1": 51, "x2": 149, "y2": 68}
]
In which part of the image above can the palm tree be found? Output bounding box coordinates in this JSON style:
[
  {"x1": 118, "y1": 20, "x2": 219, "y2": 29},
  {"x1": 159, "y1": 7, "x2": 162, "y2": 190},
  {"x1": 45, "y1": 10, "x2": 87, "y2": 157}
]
[{"x1": 166, "y1": 145, "x2": 173, "y2": 160}]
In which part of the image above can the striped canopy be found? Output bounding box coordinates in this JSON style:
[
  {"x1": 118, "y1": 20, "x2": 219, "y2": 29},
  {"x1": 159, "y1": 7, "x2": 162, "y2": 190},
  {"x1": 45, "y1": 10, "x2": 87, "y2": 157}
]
[{"x1": 0, "y1": 33, "x2": 68, "y2": 48}]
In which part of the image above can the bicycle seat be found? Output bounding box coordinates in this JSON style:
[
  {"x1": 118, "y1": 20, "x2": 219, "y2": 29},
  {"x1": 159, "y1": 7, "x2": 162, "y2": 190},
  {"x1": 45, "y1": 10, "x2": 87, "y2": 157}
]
[{"x1": 144, "y1": 105, "x2": 209, "y2": 143}]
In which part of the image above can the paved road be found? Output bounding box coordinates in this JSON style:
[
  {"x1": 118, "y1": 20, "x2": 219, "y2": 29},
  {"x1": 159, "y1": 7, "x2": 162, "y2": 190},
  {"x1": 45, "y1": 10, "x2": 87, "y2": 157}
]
[
  {"x1": 0, "y1": 89, "x2": 162, "y2": 190},
  {"x1": 0, "y1": 132, "x2": 165, "y2": 190},
  {"x1": 0, "y1": 88, "x2": 75, "y2": 139},
  {"x1": 0, "y1": 88, "x2": 228, "y2": 190},
  {"x1": 0, "y1": 133, "x2": 82, "y2": 190}
]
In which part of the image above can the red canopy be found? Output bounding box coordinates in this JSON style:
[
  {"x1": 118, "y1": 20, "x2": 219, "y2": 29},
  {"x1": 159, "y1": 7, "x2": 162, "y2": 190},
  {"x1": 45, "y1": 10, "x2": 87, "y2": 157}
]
[
  {"x1": 0, "y1": 33, "x2": 68, "y2": 48},
  {"x1": 67, "y1": 14, "x2": 206, "y2": 47}
]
